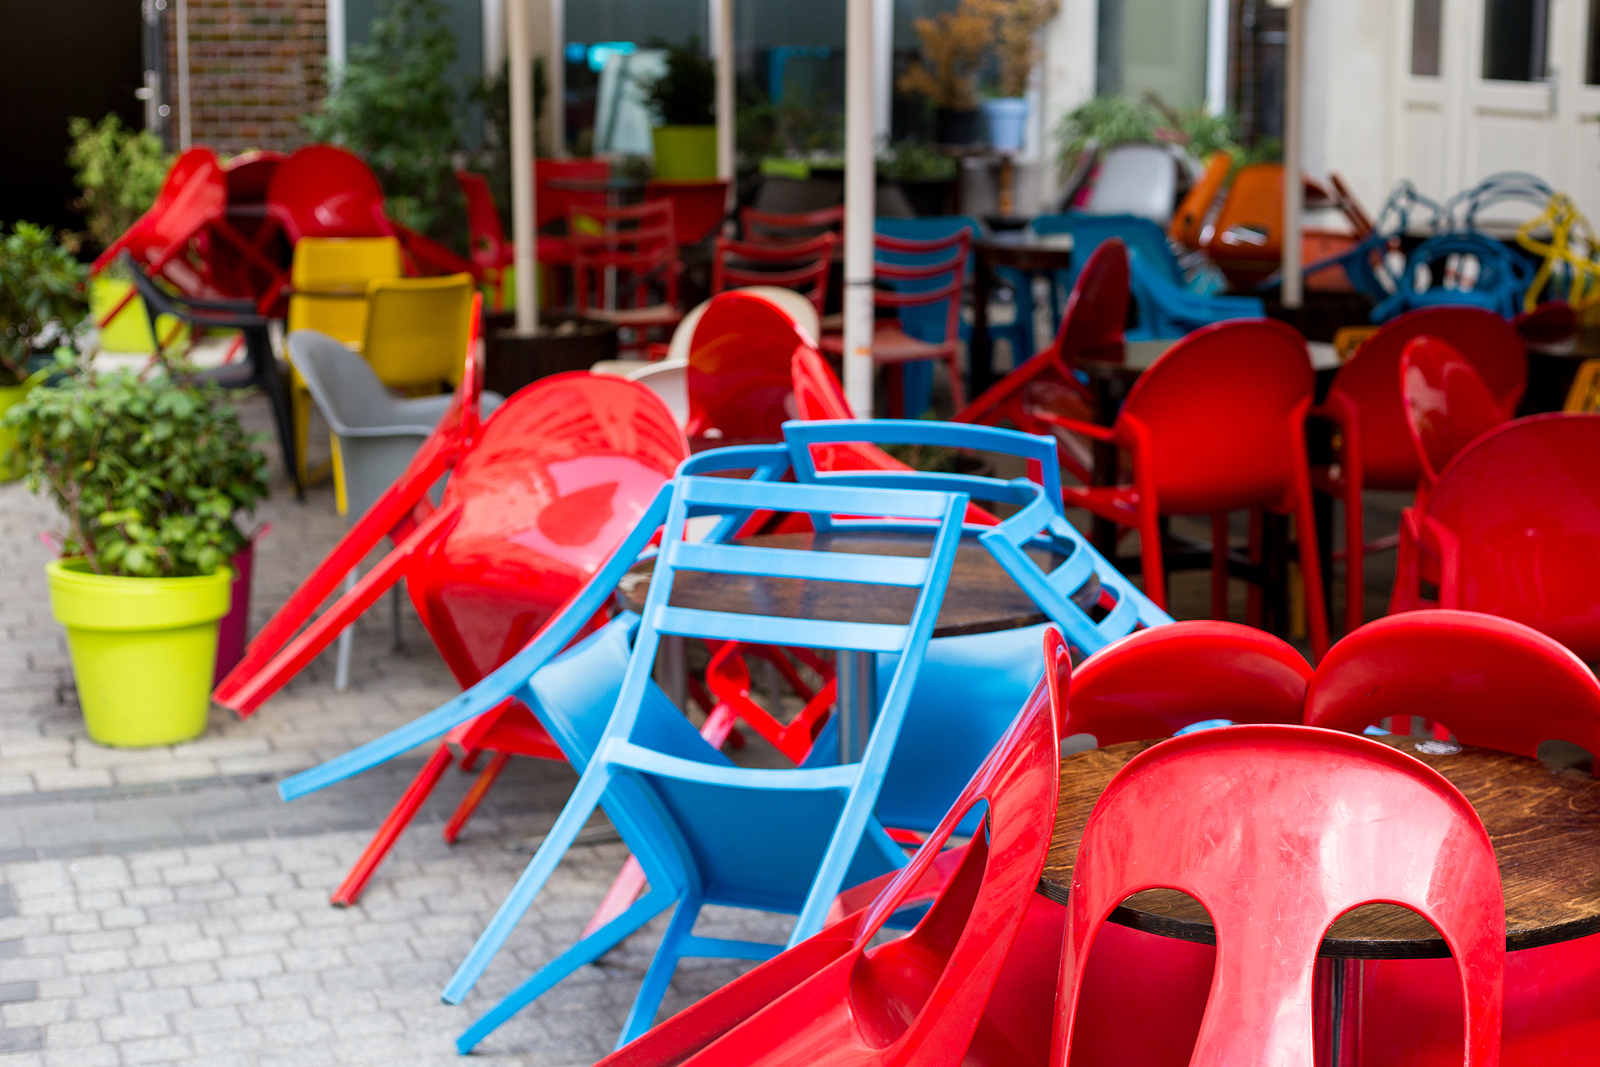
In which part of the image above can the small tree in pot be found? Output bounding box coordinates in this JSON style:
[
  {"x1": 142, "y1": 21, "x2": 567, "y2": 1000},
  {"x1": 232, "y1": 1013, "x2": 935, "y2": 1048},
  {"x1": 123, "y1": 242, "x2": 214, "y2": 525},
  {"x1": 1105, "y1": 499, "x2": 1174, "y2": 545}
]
[
  {"x1": 896, "y1": 0, "x2": 995, "y2": 145},
  {"x1": 6, "y1": 363, "x2": 269, "y2": 747}
]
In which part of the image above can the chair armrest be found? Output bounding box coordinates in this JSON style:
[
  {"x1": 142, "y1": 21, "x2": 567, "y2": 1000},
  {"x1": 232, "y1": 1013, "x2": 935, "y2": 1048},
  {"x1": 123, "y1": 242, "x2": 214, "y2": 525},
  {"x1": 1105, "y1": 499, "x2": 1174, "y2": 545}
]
[{"x1": 1032, "y1": 412, "x2": 1116, "y2": 443}]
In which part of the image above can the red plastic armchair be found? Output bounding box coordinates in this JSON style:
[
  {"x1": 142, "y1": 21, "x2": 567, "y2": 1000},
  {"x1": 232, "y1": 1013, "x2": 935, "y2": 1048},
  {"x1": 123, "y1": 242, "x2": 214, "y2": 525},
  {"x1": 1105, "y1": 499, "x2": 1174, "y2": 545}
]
[
  {"x1": 685, "y1": 289, "x2": 810, "y2": 441},
  {"x1": 595, "y1": 628, "x2": 1070, "y2": 1067},
  {"x1": 1053, "y1": 724, "x2": 1505, "y2": 1067},
  {"x1": 570, "y1": 200, "x2": 684, "y2": 349},
  {"x1": 1044, "y1": 319, "x2": 1332, "y2": 659},
  {"x1": 266, "y1": 144, "x2": 394, "y2": 242},
  {"x1": 1399, "y1": 335, "x2": 1514, "y2": 505},
  {"x1": 1390, "y1": 413, "x2": 1600, "y2": 661},
  {"x1": 1312, "y1": 306, "x2": 1527, "y2": 636},
  {"x1": 956, "y1": 239, "x2": 1127, "y2": 486},
  {"x1": 456, "y1": 170, "x2": 515, "y2": 311},
  {"x1": 740, "y1": 203, "x2": 845, "y2": 243},
  {"x1": 711, "y1": 232, "x2": 837, "y2": 320},
  {"x1": 645, "y1": 178, "x2": 730, "y2": 246}
]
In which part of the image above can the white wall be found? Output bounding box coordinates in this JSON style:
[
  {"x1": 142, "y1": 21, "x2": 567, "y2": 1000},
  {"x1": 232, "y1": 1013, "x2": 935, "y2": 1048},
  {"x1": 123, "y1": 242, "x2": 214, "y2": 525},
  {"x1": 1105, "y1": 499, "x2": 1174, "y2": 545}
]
[
  {"x1": 1300, "y1": 0, "x2": 1396, "y2": 216},
  {"x1": 1038, "y1": 0, "x2": 1098, "y2": 210}
]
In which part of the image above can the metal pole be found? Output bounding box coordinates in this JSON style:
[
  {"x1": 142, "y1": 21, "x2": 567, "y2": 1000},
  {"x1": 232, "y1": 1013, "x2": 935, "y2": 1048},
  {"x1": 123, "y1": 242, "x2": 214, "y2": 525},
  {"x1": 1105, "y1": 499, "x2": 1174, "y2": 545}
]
[
  {"x1": 176, "y1": 0, "x2": 192, "y2": 149},
  {"x1": 1205, "y1": 0, "x2": 1229, "y2": 116},
  {"x1": 714, "y1": 0, "x2": 735, "y2": 203},
  {"x1": 842, "y1": 0, "x2": 875, "y2": 417},
  {"x1": 508, "y1": 0, "x2": 539, "y2": 335},
  {"x1": 1280, "y1": 0, "x2": 1304, "y2": 308},
  {"x1": 549, "y1": 0, "x2": 566, "y2": 157}
]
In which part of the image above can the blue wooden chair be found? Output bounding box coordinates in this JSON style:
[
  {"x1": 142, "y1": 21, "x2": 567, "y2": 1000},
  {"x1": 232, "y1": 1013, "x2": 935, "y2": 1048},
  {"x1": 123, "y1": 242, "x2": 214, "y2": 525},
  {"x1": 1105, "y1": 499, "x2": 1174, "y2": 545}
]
[{"x1": 280, "y1": 468, "x2": 969, "y2": 1050}]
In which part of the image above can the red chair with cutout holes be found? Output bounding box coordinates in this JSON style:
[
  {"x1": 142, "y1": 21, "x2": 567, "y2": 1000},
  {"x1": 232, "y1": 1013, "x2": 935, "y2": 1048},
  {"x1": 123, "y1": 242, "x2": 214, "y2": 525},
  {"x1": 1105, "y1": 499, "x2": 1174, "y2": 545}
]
[
  {"x1": 1312, "y1": 306, "x2": 1527, "y2": 636},
  {"x1": 957, "y1": 239, "x2": 1127, "y2": 486},
  {"x1": 1042, "y1": 319, "x2": 1332, "y2": 660},
  {"x1": 214, "y1": 369, "x2": 688, "y2": 904},
  {"x1": 1305, "y1": 609, "x2": 1600, "y2": 1067},
  {"x1": 740, "y1": 203, "x2": 845, "y2": 244},
  {"x1": 646, "y1": 178, "x2": 730, "y2": 246},
  {"x1": 456, "y1": 170, "x2": 515, "y2": 311},
  {"x1": 1390, "y1": 413, "x2": 1600, "y2": 662},
  {"x1": 1052, "y1": 724, "x2": 1505, "y2": 1067},
  {"x1": 712, "y1": 233, "x2": 837, "y2": 321},
  {"x1": 595, "y1": 628, "x2": 1071, "y2": 1067},
  {"x1": 1399, "y1": 335, "x2": 1515, "y2": 507}
]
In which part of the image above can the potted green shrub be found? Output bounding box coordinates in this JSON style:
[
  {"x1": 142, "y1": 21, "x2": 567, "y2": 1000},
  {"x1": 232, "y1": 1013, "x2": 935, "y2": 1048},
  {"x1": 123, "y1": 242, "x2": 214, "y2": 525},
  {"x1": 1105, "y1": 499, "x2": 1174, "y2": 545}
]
[
  {"x1": 6, "y1": 364, "x2": 269, "y2": 747},
  {"x1": 67, "y1": 114, "x2": 179, "y2": 354},
  {"x1": 641, "y1": 43, "x2": 718, "y2": 179},
  {"x1": 0, "y1": 223, "x2": 87, "y2": 480},
  {"x1": 879, "y1": 142, "x2": 959, "y2": 216}
]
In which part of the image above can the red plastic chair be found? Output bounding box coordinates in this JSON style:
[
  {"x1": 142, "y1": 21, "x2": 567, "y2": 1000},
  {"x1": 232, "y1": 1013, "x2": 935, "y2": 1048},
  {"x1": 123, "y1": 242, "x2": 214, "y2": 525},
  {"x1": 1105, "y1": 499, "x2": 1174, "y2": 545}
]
[
  {"x1": 645, "y1": 178, "x2": 730, "y2": 246},
  {"x1": 456, "y1": 170, "x2": 515, "y2": 311},
  {"x1": 1390, "y1": 413, "x2": 1600, "y2": 661},
  {"x1": 570, "y1": 200, "x2": 684, "y2": 349},
  {"x1": 685, "y1": 289, "x2": 809, "y2": 441},
  {"x1": 1312, "y1": 306, "x2": 1527, "y2": 636},
  {"x1": 819, "y1": 230, "x2": 972, "y2": 414},
  {"x1": 1052, "y1": 724, "x2": 1505, "y2": 1067},
  {"x1": 1399, "y1": 335, "x2": 1514, "y2": 505},
  {"x1": 532, "y1": 158, "x2": 611, "y2": 295},
  {"x1": 711, "y1": 232, "x2": 837, "y2": 321},
  {"x1": 595, "y1": 628, "x2": 1071, "y2": 1067},
  {"x1": 214, "y1": 371, "x2": 688, "y2": 903},
  {"x1": 740, "y1": 203, "x2": 845, "y2": 243},
  {"x1": 1044, "y1": 319, "x2": 1332, "y2": 659},
  {"x1": 223, "y1": 150, "x2": 285, "y2": 204},
  {"x1": 266, "y1": 144, "x2": 394, "y2": 242},
  {"x1": 1513, "y1": 300, "x2": 1577, "y2": 352},
  {"x1": 956, "y1": 239, "x2": 1127, "y2": 486},
  {"x1": 1305, "y1": 608, "x2": 1600, "y2": 1067}
]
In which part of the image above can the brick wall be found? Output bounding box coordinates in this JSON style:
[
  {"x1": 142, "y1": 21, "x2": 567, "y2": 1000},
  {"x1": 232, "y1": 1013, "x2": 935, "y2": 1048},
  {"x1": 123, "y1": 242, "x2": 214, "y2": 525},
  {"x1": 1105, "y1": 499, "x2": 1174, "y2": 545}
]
[{"x1": 166, "y1": 0, "x2": 329, "y2": 155}]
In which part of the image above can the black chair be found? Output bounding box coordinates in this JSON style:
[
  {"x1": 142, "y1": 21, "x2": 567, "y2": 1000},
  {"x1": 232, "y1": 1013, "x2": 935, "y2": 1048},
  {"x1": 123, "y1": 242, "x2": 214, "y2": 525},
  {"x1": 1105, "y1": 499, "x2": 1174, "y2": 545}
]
[{"x1": 122, "y1": 252, "x2": 303, "y2": 498}]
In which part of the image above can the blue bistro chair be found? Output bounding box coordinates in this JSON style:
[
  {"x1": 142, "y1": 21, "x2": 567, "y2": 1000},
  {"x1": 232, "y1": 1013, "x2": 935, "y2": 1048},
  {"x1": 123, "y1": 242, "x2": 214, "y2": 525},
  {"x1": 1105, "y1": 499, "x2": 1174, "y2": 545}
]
[{"x1": 281, "y1": 468, "x2": 969, "y2": 1051}]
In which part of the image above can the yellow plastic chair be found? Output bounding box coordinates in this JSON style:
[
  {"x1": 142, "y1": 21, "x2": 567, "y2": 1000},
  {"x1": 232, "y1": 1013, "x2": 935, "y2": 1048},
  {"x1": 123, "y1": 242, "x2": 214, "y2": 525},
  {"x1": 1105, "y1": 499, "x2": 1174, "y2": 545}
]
[
  {"x1": 361, "y1": 274, "x2": 476, "y2": 392},
  {"x1": 1566, "y1": 359, "x2": 1600, "y2": 412},
  {"x1": 286, "y1": 238, "x2": 404, "y2": 485}
]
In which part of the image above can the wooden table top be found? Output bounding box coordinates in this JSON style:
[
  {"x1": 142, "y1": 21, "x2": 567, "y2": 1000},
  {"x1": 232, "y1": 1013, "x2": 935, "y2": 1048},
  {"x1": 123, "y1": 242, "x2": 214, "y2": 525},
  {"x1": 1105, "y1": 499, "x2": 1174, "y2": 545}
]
[
  {"x1": 1039, "y1": 735, "x2": 1600, "y2": 959},
  {"x1": 616, "y1": 530, "x2": 1074, "y2": 639}
]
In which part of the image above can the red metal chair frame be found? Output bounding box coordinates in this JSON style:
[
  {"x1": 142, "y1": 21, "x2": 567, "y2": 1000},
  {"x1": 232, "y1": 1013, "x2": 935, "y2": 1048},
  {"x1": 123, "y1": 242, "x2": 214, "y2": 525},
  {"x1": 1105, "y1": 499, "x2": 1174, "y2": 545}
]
[
  {"x1": 570, "y1": 200, "x2": 684, "y2": 346},
  {"x1": 740, "y1": 203, "x2": 845, "y2": 243},
  {"x1": 456, "y1": 170, "x2": 515, "y2": 311},
  {"x1": 711, "y1": 232, "x2": 837, "y2": 321}
]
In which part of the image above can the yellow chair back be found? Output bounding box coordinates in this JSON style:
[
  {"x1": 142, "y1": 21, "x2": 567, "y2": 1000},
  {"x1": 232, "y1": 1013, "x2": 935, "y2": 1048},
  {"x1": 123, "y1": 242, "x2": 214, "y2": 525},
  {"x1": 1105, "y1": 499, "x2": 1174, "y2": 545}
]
[
  {"x1": 1566, "y1": 358, "x2": 1600, "y2": 413},
  {"x1": 362, "y1": 274, "x2": 476, "y2": 390},
  {"x1": 287, "y1": 237, "x2": 404, "y2": 345}
]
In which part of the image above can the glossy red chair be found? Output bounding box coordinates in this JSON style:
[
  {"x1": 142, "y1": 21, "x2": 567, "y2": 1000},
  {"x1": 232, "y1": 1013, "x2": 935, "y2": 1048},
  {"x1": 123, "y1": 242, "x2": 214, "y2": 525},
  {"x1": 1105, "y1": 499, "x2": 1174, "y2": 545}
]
[
  {"x1": 740, "y1": 203, "x2": 845, "y2": 243},
  {"x1": 1044, "y1": 319, "x2": 1332, "y2": 659},
  {"x1": 1306, "y1": 608, "x2": 1600, "y2": 1067},
  {"x1": 685, "y1": 289, "x2": 810, "y2": 441},
  {"x1": 534, "y1": 158, "x2": 610, "y2": 287},
  {"x1": 1312, "y1": 306, "x2": 1527, "y2": 636},
  {"x1": 570, "y1": 200, "x2": 684, "y2": 348},
  {"x1": 456, "y1": 170, "x2": 515, "y2": 311},
  {"x1": 266, "y1": 144, "x2": 394, "y2": 242},
  {"x1": 1053, "y1": 724, "x2": 1505, "y2": 1067},
  {"x1": 1390, "y1": 413, "x2": 1600, "y2": 661},
  {"x1": 956, "y1": 239, "x2": 1127, "y2": 486},
  {"x1": 645, "y1": 178, "x2": 730, "y2": 246},
  {"x1": 595, "y1": 628, "x2": 1070, "y2": 1067},
  {"x1": 711, "y1": 232, "x2": 837, "y2": 320},
  {"x1": 1400, "y1": 335, "x2": 1515, "y2": 506},
  {"x1": 215, "y1": 371, "x2": 688, "y2": 903}
]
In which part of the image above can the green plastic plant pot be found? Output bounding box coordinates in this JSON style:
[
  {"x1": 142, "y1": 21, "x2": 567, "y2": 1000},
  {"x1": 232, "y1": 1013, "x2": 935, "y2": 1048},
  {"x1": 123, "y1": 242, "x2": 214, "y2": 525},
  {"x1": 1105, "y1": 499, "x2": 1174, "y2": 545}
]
[
  {"x1": 0, "y1": 374, "x2": 39, "y2": 482},
  {"x1": 89, "y1": 277, "x2": 190, "y2": 355},
  {"x1": 652, "y1": 125, "x2": 718, "y2": 180},
  {"x1": 47, "y1": 559, "x2": 232, "y2": 747}
]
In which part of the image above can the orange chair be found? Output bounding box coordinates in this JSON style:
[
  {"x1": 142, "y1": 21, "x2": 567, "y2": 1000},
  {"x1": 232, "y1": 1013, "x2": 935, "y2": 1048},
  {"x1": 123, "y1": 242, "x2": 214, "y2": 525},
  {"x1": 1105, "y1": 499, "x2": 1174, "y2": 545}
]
[
  {"x1": 646, "y1": 178, "x2": 730, "y2": 246},
  {"x1": 1042, "y1": 319, "x2": 1332, "y2": 660},
  {"x1": 1168, "y1": 152, "x2": 1232, "y2": 251}
]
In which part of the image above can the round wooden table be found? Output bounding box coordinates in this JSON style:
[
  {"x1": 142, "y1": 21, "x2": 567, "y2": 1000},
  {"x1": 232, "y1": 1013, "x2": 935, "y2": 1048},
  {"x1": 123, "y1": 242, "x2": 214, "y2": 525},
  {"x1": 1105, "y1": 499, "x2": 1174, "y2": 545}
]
[
  {"x1": 971, "y1": 232, "x2": 1075, "y2": 397},
  {"x1": 1039, "y1": 734, "x2": 1600, "y2": 959}
]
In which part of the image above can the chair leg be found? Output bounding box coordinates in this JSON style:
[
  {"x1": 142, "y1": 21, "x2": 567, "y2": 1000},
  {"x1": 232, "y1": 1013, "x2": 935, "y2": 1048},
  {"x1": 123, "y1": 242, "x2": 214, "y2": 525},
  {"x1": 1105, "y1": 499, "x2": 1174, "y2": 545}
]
[
  {"x1": 330, "y1": 744, "x2": 454, "y2": 907},
  {"x1": 335, "y1": 570, "x2": 356, "y2": 692},
  {"x1": 1343, "y1": 484, "x2": 1366, "y2": 636},
  {"x1": 248, "y1": 327, "x2": 303, "y2": 499},
  {"x1": 291, "y1": 381, "x2": 313, "y2": 492},
  {"x1": 1210, "y1": 512, "x2": 1230, "y2": 621},
  {"x1": 390, "y1": 584, "x2": 402, "y2": 651},
  {"x1": 1294, "y1": 492, "x2": 1332, "y2": 662},
  {"x1": 442, "y1": 750, "x2": 510, "y2": 844},
  {"x1": 944, "y1": 352, "x2": 967, "y2": 410},
  {"x1": 617, "y1": 896, "x2": 704, "y2": 1048},
  {"x1": 887, "y1": 365, "x2": 904, "y2": 419},
  {"x1": 1137, "y1": 508, "x2": 1168, "y2": 609}
]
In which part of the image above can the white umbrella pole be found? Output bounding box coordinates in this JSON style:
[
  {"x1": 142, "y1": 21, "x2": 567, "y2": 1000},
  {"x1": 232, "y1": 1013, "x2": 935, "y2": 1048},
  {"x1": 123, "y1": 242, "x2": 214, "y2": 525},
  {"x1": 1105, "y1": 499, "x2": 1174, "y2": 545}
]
[
  {"x1": 714, "y1": 0, "x2": 735, "y2": 205},
  {"x1": 842, "y1": 0, "x2": 875, "y2": 417},
  {"x1": 509, "y1": 0, "x2": 539, "y2": 334},
  {"x1": 1280, "y1": 0, "x2": 1304, "y2": 309}
]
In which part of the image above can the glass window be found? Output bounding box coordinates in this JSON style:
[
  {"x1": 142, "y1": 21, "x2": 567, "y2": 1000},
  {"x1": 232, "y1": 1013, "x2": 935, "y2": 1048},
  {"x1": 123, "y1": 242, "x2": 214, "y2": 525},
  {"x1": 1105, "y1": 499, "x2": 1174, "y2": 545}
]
[
  {"x1": 1587, "y1": 0, "x2": 1600, "y2": 84},
  {"x1": 1412, "y1": 0, "x2": 1442, "y2": 77},
  {"x1": 1482, "y1": 0, "x2": 1549, "y2": 82},
  {"x1": 1096, "y1": 0, "x2": 1209, "y2": 109}
]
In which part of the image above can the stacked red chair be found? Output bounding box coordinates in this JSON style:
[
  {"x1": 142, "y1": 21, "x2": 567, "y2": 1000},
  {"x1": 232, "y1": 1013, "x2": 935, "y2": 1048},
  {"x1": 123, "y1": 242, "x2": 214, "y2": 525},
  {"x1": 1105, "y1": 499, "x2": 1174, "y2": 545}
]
[
  {"x1": 711, "y1": 233, "x2": 837, "y2": 321},
  {"x1": 1311, "y1": 306, "x2": 1527, "y2": 635},
  {"x1": 1399, "y1": 334, "x2": 1516, "y2": 506},
  {"x1": 645, "y1": 178, "x2": 730, "y2": 247},
  {"x1": 570, "y1": 200, "x2": 685, "y2": 352},
  {"x1": 214, "y1": 370, "x2": 688, "y2": 904},
  {"x1": 456, "y1": 170, "x2": 515, "y2": 311}
]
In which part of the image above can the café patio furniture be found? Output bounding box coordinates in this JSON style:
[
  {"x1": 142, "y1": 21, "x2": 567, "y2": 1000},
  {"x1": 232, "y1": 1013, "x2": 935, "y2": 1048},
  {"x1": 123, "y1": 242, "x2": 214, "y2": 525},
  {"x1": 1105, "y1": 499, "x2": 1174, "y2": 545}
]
[
  {"x1": 1399, "y1": 335, "x2": 1515, "y2": 506},
  {"x1": 710, "y1": 232, "x2": 837, "y2": 321}
]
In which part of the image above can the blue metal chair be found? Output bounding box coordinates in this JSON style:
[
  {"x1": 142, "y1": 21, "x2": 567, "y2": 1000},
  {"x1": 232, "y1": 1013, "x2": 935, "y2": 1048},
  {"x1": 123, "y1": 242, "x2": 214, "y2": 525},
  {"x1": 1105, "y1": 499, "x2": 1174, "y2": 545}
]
[
  {"x1": 279, "y1": 467, "x2": 969, "y2": 1050},
  {"x1": 1370, "y1": 231, "x2": 1536, "y2": 323}
]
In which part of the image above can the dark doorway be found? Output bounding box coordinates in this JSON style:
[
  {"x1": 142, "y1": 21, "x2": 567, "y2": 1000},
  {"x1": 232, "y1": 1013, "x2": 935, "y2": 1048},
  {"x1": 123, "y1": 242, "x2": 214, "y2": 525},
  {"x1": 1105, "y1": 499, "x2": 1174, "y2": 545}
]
[{"x1": 0, "y1": 0, "x2": 145, "y2": 232}]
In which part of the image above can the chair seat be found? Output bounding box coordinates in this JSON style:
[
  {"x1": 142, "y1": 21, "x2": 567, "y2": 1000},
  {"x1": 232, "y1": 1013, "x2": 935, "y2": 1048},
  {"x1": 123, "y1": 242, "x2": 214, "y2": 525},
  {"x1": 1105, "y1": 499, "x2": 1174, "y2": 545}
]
[
  {"x1": 588, "y1": 305, "x2": 685, "y2": 329},
  {"x1": 819, "y1": 323, "x2": 957, "y2": 364}
]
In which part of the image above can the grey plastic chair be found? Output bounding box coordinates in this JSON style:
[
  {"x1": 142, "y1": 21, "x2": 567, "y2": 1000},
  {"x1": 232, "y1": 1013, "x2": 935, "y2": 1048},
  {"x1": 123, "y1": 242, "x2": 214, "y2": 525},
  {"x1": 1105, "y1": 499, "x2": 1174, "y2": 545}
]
[
  {"x1": 1084, "y1": 144, "x2": 1182, "y2": 225},
  {"x1": 286, "y1": 329, "x2": 505, "y2": 688}
]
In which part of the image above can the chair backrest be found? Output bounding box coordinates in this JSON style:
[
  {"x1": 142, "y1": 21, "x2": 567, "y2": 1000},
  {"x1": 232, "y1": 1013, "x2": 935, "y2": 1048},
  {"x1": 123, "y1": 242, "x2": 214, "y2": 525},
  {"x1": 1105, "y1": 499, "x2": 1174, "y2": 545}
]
[
  {"x1": 1116, "y1": 319, "x2": 1314, "y2": 515},
  {"x1": 285, "y1": 330, "x2": 405, "y2": 437},
  {"x1": 874, "y1": 215, "x2": 983, "y2": 275},
  {"x1": 1053, "y1": 238, "x2": 1129, "y2": 362},
  {"x1": 361, "y1": 273, "x2": 476, "y2": 388},
  {"x1": 1083, "y1": 144, "x2": 1179, "y2": 224},
  {"x1": 625, "y1": 359, "x2": 687, "y2": 427},
  {"x1": 571, "y1": 200, "x2": 680, "y2": 314},
  {"x1": 1399, "y1": 335, "x2": 1512, "y2": 491},
  {"x1": 223, "y1": 150, "x2": 284, "y2": 205},
  {"x1": 1055, "y1": 725, "x2": 1505, "y2": 1067},
  {"x1": 711, "y1": 233, "x2": 837, "y2": 319},
  {"x1": 686, "y1": 289, "x2": 813, "y2": 439},
  {"x1": 536, "y1": 157, "x2": 610, "y2": 230},
  {"x1": 873, "y1": 230, "x2": 969, "y2": 345},
  {"x1": 1565, "y1": 358, "x2": 1600, "y2": 412},
  {"x1": 92, "y1": 147, "x2": 228, "y2": 276},
  {"x1": 645, "y1": 178, "x2": 730, "y2": 245},
  {"x1": 285, "y1": 237, "x2": 404, "y2": 344},
  {"x1": 266, "y1": 144, "x2": 393, "y2": 242},
  {"x1": 1409, "y1": 413, "x2": 1600, "y2": 659},
  {"x1": 1127, "y1": 250, "x2": 1267, "y2": 337},
  {"x1": 1372, "y1": 232, "x2": 1534, "y2": 322},
  {"x1": 455, "y1": 170, "x2": 508, "y2": 263},
  {"x1": 1065, "y1": 621, "x2": 1311, "y2": 746},
  {"x1": 741, "y1": 203, "x2": 846, "y2": 243},
  {"x1": 1325, "y1": 305, "x2": 1527, "y2": 489},
  {"x1": 1033, "y1": 211, "x2": 1182, "y2": 293},
  {"x1": 1169, "y1": 151, "x2": 1232, "y2": 249},
  {"x1": 1305, "y1": 610, "x2": 1600, "y2": 759}
]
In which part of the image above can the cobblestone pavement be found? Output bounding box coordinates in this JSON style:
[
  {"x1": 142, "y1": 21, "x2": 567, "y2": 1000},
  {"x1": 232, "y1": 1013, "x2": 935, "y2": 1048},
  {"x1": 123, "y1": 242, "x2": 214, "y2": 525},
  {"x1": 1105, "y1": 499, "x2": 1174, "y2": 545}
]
[{"x1": 0, "y1": 390, "x2": 1400, "y2": 1066}]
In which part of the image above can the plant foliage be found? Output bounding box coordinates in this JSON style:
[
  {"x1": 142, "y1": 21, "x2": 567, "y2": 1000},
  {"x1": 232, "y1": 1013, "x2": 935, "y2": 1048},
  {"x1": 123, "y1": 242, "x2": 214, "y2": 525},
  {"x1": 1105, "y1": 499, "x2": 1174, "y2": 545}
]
[
  {"x1": 1054, "y1": 93, "x2": 1271, "y2": 181},
  {"x1": 0, "y1": 223, "x2": 88, "y2": 387},
  {"x1": 466, "y1": 57, "x2": 547, "y2": 236},
  {"x1": 980, "y1": 0, "x2": 1060, "y2": 98},
  {"x1": 5, "y1": 363, "x2": 270, "y2": 578},
  {"x1": 897, "y1": 0, "x2": 996, "y2": 110},
  {"x1": 303, "y1": 0, "x2": 463, "y2": 236},
  {"x1": 66, "y1": 114, "x2": 172, "y2": 251},
  {"x1": 878, "y1": 142, "x2": 957, "y2": 182},
  {"x1": 638, "y1": 42, "x2": 716, "y2": 127}
]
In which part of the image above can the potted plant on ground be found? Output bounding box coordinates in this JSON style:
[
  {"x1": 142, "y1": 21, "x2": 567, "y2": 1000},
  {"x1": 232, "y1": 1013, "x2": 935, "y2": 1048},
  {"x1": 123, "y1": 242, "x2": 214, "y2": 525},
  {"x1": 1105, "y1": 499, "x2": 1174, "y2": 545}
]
[
  {"x1": 978, "y1": 0, "x2": 1060, "y2": 152},
  {"x1": 6, "y1": 362, "x2": 269, "y2": 747},
  {"x1": 0, "y1": 222, "x2": 87, "y2": 480},
  {"x1": 897, "y1": 0, "x2": 995, "y2": 146},
  {"x1": 640, "y1": 42, "x2": 718, "y2": 179}
]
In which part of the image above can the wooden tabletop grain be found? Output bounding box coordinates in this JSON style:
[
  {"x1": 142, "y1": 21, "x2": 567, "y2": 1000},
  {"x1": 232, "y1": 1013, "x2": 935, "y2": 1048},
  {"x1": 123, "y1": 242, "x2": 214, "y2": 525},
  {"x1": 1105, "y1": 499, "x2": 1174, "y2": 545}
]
[
  {"x1": 1038, "y1": 735, "x2": 1600, "y2": 959},
  {"x1": 616, "y1": 530, "x2": 1075, "y2": 639}
]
